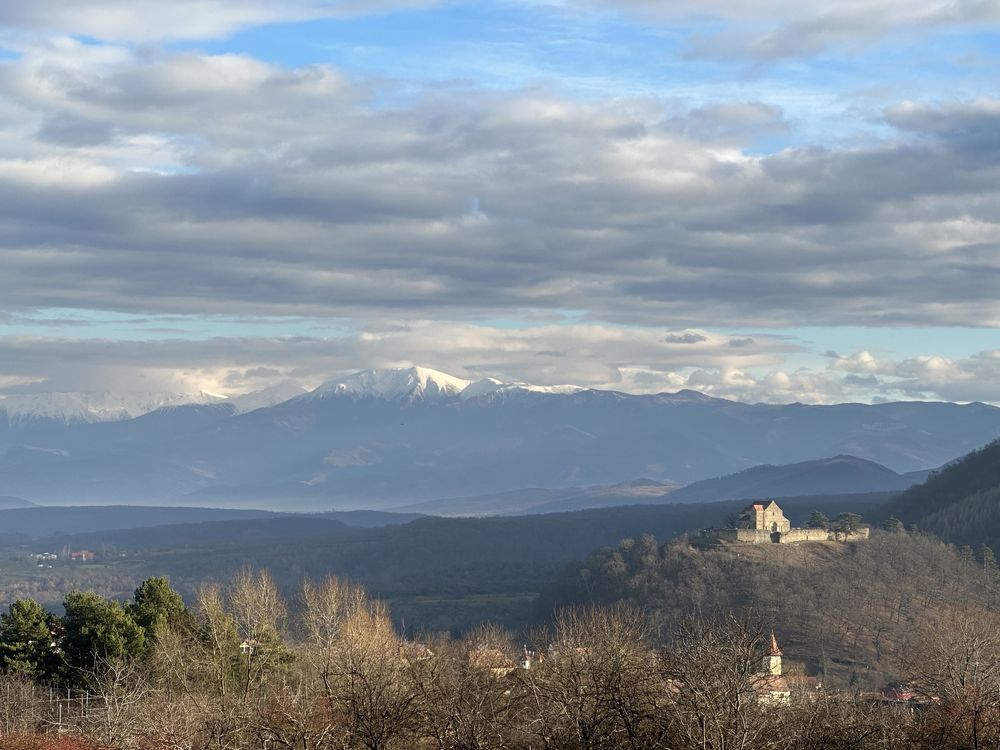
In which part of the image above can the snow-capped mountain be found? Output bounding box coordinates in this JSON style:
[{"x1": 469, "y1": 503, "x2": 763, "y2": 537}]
[
  {"x1": 304, "y1": 366, "x2": 584, "y2": 403},
  {"x1": 0, "y1": 368, "x2": 585, "y2": 424},
  {"x1": 0, "y1": 391, "x2": 227, "y2": 424},
  {"x1": 2, "y1": 364, "x2": 1000, "y2": 509},
  {"x1": 0, "y1": 381, "x2": 311, "y2": 424},
  {"x1": 459, "y1": 377, "x2": 585, "y2": 400},
  {"x1": 308, "y1": 366, "x2": 472, "y2": 402}
]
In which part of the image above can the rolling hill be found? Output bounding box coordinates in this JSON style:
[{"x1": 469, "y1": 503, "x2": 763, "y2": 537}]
[
  {"x1": 0, "y1": 495, "x2": 35, "y2": 510},
  {"x1": 666, "y1": 454, "x2": 922, "y2": 503}
]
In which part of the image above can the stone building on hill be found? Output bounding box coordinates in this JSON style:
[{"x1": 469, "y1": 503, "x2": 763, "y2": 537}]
[{"x1": 698, "y1": 500, "x2": 870, "y2": 544}]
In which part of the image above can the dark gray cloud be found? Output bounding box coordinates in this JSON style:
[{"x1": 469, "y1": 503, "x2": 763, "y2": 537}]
[
  {"x1": 663, "y1": 102, "x2": 788, "y2": 143},
  {"x1": 0, "y1": 35, "x2": 998, "y2": 405},
  {"x1": 36, "y1": 114, "x2": 116, "y2": 146},
  {"x1": 664, "y1": 331, "x2": 708, "y2": 344},
  {"x1": 0, "y1": 45, "x2": 997, "y2": 330}
]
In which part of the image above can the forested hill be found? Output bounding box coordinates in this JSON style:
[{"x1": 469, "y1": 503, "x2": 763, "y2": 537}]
[
  {"x1": 538, "y1": 531, "x2": 1000, "y2": 690},
  {"x1": 881, "y1": 439, "x2": 1000, "y2": 545},
  {"x1": 0, "y1": 492, "x2": 887, "y2": 634}
]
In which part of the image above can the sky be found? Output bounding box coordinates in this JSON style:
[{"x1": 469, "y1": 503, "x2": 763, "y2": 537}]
[{"x1": 0, "y1": 0, "x2": 998, "y2": 404}]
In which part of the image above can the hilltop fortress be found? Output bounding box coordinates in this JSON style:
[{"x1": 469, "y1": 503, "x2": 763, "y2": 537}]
[{"x1": 699, "y1": 500, "x2": 870, "y2": 545}]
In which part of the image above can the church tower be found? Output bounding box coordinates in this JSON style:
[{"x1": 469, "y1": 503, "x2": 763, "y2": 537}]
[{"x1": 763, "y1": 631, "x2": 782, "y2": 676}]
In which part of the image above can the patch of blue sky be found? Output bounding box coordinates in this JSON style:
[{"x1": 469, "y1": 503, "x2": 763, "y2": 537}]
[
  {"x1": 176, "y1": 2, "x2": 685, "y2": 93},
  {"x1": 166, "y1": 2, "x2": 999, "y2": 157},
  {"x1": 785, "y1": 326, "x2": 1000, "y2": 362}
]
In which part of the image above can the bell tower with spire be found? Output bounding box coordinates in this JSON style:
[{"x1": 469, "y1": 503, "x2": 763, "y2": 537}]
[{"x1": 763, "y1": 631, "x2": 783, "y2": 676}]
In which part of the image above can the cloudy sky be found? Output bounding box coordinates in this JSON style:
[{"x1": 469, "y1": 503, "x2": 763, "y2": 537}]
[{"x1": 0, "y1": 0, "x2": 998, "y2": 404}]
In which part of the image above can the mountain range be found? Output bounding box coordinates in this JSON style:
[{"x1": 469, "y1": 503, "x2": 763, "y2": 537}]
[
  {"x1": 2, "y1": 366, "x2": 999, "y2": 509},
  {"x1": 664, "y1": 455, "x2": 930, "y2": 504}
]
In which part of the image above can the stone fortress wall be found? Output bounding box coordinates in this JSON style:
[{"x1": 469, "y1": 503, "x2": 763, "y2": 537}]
[
  {"x1": 698, "y1": 499, "x2": 871, "y2": 545},
  {"x1": 701, "y1": 526, "x2": 870, "y2": 544}
]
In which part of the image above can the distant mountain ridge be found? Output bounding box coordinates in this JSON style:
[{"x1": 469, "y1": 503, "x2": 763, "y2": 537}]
[
  {"x1": 0, "y1": 382, "x2": 308, "y2": 425},
  {"x1": 395, "y1": 478, "x2": 680, "y2": 516},
  {"x1": 0, "y1": 391, "x2": 227, "y2": 424},
  {"x1": 395, "y1": 454, "x2": 926, "y2": 516},
  {"x1": 1, "y1": 366, "x2": 999, "y2": 508},
  {"x1": 666, "y1": 455, "x2": 922, "y2": 503},
  {"x1": 303, "y1": 366, "x2": 584, "y2": 403},
  {"x1": 0, "y1": 495, "x2": 35, "y2": 510},
  {"x1": 0, "y1": 367, "x2": 577, "y2": 424}
]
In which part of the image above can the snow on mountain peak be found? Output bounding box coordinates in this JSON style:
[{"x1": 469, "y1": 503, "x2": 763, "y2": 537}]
[
  {"x1": 311, "y1": 366, "x2": 472, "y2": 402},
  {"x1": 0, "y1": 391, "x2": 226, "y2": 424},
  {"x1": 460, "y1": 378, "x2": 584, "y2": 399},
  {"x1": 228, "y1": 381, "x2": 308, "y2": 413},
  {"x1": 306, "y1": 367, "x2": 589, "y2": 403}
]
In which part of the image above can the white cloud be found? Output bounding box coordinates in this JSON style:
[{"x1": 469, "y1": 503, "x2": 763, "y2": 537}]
[
  {"x1": 0, "y1": 1, "x2": 438, "y2": 42},
  {"x1": 2, "y1": 0, "x2": 995, "y2": 57},
  {"x1": 0, "y1": 46, "x2": 997, "y2": 330},
  {"x1": 2, "y1": 329, "x2": 999, "y2": 406},
  {"x1": 829, "y1": 349, "x2": 1000, "y2": 402},
  {"x1": 0, "y1": 20, "x2": 997, "y2": 406}
]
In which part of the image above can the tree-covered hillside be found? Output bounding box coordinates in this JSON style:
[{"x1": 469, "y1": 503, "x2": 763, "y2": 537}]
[
  {"x1": 538, "y1": 531, "x2": 1000, "y2": 689},
  {"x1": 881, "y1": 439, "x2": 1000, "y2": 545}
]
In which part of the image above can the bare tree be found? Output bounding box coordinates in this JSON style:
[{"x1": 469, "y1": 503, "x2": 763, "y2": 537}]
[
  {"x1": 520, "y1": 605, "x2": 662, "y2": 750},
  {"x1": 904, "y1": 608, "x2": 1000, "y2": 749},
  {"x1": 0, "y1": 672, "x2": 43, "y2": 734},
  {"x1": 657, "y1": 614, "x2": 778, "y2": 750},
  {"x1": 300, "y1": 575, "x2": 418, "y2": 750},
  {"x1": 409, "y1": 626, "x2": 524, "y2": 750},
  {"x1": 74, "y1": 657, "x2": 150, "y2": 750},
  {"x1": 229, "y1": 568, "x2": 288, "y2": 704}
]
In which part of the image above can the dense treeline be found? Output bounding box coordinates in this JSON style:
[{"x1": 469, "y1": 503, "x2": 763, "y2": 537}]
[
  {"x1": 538, "y1": 530, "x2": 1000, "y2": 690},
  {"x1": 1, "y1": 572, "x2": 1000, "y2": 750},
  {"x1": 882, "y1": 439, "x2": 1000, "y2": 541}
]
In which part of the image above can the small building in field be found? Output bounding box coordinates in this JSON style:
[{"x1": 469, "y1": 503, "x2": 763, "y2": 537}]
[{"x1": 69, "y1": 550, "x2": 95, "y2": 561}]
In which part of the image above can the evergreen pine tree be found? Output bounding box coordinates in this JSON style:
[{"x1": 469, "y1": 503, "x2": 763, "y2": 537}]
[
  {"x1": 881, "y1": 516, "x2": 904, "y2": 533},
  {"x1": 807, "y1": 511, "x2": 830, "y2": 529},
  {"x1": 127, "y1": 577, "x2": 188, "y2": 643},
  {"x1": 0, "y1": 598, "x2": 57, "y2": 680},
  {"x1": 62, "y1": 591, "x2": 145, "y2": 677}
]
